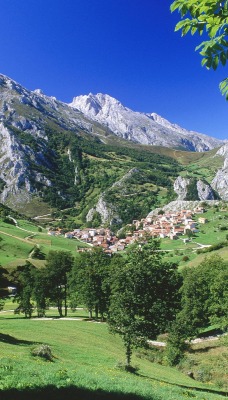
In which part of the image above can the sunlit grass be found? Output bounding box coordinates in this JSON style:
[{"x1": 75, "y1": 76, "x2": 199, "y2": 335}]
[{"x1": 0, "y1": 315, "x2": 226, "y2": 399}]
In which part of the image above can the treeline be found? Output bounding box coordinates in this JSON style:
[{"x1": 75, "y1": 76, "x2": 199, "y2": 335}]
[{"x1": 2, "y1": 240, "x2": 227, "y2": 367}]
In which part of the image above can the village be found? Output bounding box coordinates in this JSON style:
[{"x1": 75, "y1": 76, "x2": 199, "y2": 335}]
[{"x1": 48, "y1": 206, "x2": 208, "y2": 254}]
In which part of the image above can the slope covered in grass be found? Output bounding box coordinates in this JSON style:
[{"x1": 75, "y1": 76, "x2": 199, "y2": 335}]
[{"x1": 0, "y1": 313, "x2": 226, "y2": 400}]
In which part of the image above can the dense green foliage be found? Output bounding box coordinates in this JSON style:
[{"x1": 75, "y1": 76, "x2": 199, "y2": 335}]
[
  {"x1": 10, "y1": 262, "x2": 35, "y2": 318},
  {"x1": 45, "y1": 251, "x2": 74, "y2": 317},
  {"x1": 69, "y1": 248, "x2": 111, "y2": 319},
  {"x1": 166, "y1": 254, "x2": 228, "y2": 366},
  {"x1": 177, "y1": 254, "x2": 228, "y2": 336},
  {"x1": 185, "y1": 178, "x2": 199, "y2": 201},
  {"x1": 108, "y1": 239, "x2": 182, "y2": 366}
]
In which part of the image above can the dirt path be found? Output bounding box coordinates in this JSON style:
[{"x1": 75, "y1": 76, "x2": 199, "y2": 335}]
[{"x1": 0, "y1": 230, "x2": 33, "y2": 244}]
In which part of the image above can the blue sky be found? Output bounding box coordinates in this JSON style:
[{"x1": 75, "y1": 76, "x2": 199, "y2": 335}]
[{"x1": 0, "y1": 0, "x2": 227, "y2": 139}]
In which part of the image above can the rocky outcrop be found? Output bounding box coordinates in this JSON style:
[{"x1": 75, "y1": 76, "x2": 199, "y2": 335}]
[
  {"x1": 86, "y1": 169, "x2": 141, "y2": 225},
  {"x1": 174, "y1": 176, "x2": 190, "y2": 200},
  {"x1": 196, "y1": 180, "x2": 215, "y2": 200},
  {"x1": 70, "y1": 93, "x2": 223, "y2": 151},
  {"x1": 0, "y1": 122, "x2": 52, "y2": 206},
  {"x1": 86, "y1": 194, "x2": 121, "y2": 225},
  {"x1": 211, "y1": 144, "x2": 228, "y2": 200},
  {"x1": 147, "y1": 200, "x2": 220, "y2": 217},
  {"x1": 112, "y1": 168, "x2": 140, "y2": 188},
  {"x1": 174, "y1": 176, "x2": 216, "y2": 201}
]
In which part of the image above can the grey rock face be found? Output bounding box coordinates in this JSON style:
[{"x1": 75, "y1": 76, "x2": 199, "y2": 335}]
[
  {"x1": 211, "y1": 144, "x2": 228, "y2": 200},
  {"x1": 70, "y1": 93, "x2": 223, "y2": 151},
  {"x1": 174, "y1": 176, "x2": 216, "y2": 201},
  {"x1": 197, "y1": 180, "x2": 215, "y2": 200},
  {"x1": 86, "y1": 169, "x2": 141, "y2": 224},
  {"x1": 86, "y1": 194, "x2": 120, "y2": 224},
  {"x1": 174, "y1": 176, "x2": 190, "y2": 200},
  {"x1": 0, "y1": 122, "x2": 52, "y2": 204}
]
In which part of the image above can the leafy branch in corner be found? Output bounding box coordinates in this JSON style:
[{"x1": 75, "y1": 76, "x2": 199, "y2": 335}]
[{"x1": 171, "y1": 0, "x2": 228, "y2": 99}]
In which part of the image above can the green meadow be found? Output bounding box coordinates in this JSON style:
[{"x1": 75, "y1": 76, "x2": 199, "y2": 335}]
[
  {"x1": 0, "y1": 219, "x2": 87, "y2": 269},
  {"x1": 160, "y1": 207, "x2": 228, "y2": 267},
  {"x1": 0, "y1": 310, "x2": 226, "y2": 400}
]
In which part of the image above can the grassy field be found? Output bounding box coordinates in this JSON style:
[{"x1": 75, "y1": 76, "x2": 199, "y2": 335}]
[
  {"x1": 0, "y1": 310, "x2": 227, "y2": 400},
  {"x1": 160, "y1": 207, "x2": 228, "y2": 268},
  {"x1": 0, "y1": 219, "x2": 88, "y2": 269}
]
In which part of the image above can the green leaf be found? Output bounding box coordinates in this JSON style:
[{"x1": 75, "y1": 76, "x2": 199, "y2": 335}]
[
  {"x1": 191, "y1": 26, "x2": 198, "y2": 35},
  {"x1": 220, "y1": 51, "x2": 227, "y2": 66},
  {"x1": 182, "y1": 25, "x2": 191, "y2": 36},
  {"x1": 212, "y1": 55, "x2": 219, "y2": 70},
  {"x1": 209, "y1": 24, "x2": 220, "y2": 38}
]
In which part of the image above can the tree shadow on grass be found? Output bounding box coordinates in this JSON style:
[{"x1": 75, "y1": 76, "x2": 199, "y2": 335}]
[
  {"x1": 189, "y1": 345, "x2": 218, "y2": 354},
  {"x1": 0, "y1": 386, "x2": 153, "y2": 400},
  {"x1": 134, "y1": 371, "x2": 228, "y2": 397},
  {"x1": 0, "y1": 333, "x2": 39, "y2": 346}
]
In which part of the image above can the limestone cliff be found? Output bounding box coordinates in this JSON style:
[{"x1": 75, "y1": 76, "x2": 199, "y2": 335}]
[
  {"x1": 174, "y1": 176, "x2": 216, "y2": 201},
  {"x1": 211, "y1": 144, "x2": 228, "y2": 200}
]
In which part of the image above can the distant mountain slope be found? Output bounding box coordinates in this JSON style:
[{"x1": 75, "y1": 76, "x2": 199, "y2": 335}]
[
  {"x1": 70, "y1": 93, "x2": 223, "y2": 151},
  {"x1": 0, "y1": 73, "x2": 227, "y2": 224}
]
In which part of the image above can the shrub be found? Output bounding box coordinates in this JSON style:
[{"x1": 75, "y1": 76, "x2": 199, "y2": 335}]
[
  {"x1": 166, "y1": 323, "x2": 188, "y2": 366},
  {"x1": 31, "y1": 344, "x2": 53, "y2": 361},
  {"x1": 195, "y1": 367, "x2": 212, "y2": 383}
]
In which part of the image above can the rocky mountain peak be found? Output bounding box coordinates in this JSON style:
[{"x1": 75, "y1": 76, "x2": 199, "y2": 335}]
[{"x1": 69, "y1": 92, "x2": 223, "y2": 151}]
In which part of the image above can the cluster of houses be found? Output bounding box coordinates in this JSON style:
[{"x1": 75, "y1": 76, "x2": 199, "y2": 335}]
[{"x1": 48, "y1": 206, "x2": 207, "y2": 254}]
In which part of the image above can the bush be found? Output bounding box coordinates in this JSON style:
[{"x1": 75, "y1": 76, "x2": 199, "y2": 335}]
[
  {"x1": 195, "y1": 367, "x2": 212, "y2": 383},
  {"x1": 31, "y1": 344, "x2": 53, "y2": 361},
  {"x1": 166, "y1": 323, "x2": 188, "y2": 366}
]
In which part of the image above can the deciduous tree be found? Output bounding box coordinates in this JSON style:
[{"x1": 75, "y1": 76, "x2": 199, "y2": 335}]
[
  {"x1": 10, "y1": 262, "x2": 35, "y2": 318},
  {"x1": 46, "y1": 251, "x2": 74, "y2": 317},
  {"x1": 108, "y1": 238, "x2": 182, "y2": 367},
  {"x1": 177, "y1": 254, "x2": 228, "y2": 336},
  {"x1": 69, "y1": 247, "x2": 111, "y2": 319}
]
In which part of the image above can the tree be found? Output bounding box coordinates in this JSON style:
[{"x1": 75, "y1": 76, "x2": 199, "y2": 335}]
[
  {"x1": 185, "y1": 229, "x2": 194, "y2": 239},
  {"x1": 108, "y1": 238, "x2": 182, "y2": 368},
  {"x1": 46, "y1": 251, "x2": 74, "y2": 317},
  {"x1": 171, "y1": 0, "x2": 228, "y2": 98},
  {"x1": 33, "y1": 268, "x2": 49, "y2": 317},
  {"x1": 166, "y1": 321, "x2": 189, "y2": 366},
  {"x1": 10, "y1": 262, "x2": 35, "y2": 318},
  {"x1": 31, "y1": 245, "x2": 46, "y2": 260},
  {"x1": 166, "y1": 254, "x2": 227, "y2": 365},
  {"x1": 177, "y1": 254, "x2": 228, "y2": 337},
  {"x1": 69, "y1": 247, "x2": 111, "y2": 319},
  {"x1": 0, "y1": 266, "x2": 8, "y2": 311}
]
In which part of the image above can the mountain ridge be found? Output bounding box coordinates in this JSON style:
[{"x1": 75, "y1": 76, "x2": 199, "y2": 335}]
[
  {"x1": 0, "y1": 73, "x2": 227, "y2": 225},
  {"x1": 70, "y1": 92, "x2": 224, "y2": 151}
]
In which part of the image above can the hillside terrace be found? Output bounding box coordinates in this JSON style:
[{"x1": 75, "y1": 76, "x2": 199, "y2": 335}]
[{"x1": 48, "y1": 206, "x2": 205, "y2": 253}]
